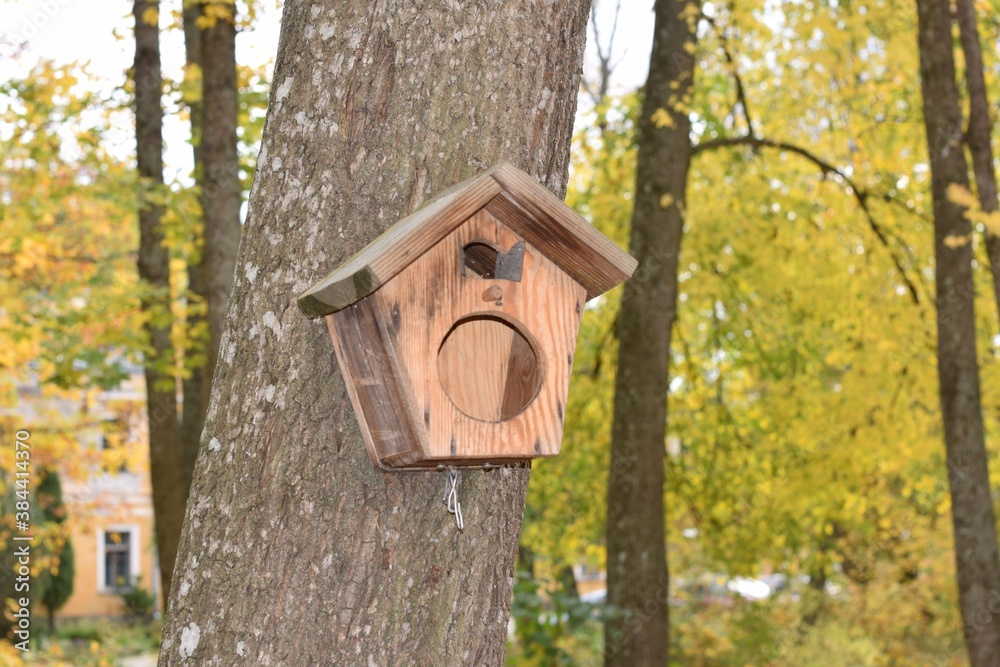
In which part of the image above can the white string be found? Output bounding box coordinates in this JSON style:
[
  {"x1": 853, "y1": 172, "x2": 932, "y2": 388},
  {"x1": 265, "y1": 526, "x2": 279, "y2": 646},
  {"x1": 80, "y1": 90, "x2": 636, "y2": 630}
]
[{"x1": 441, "y1": 468, "x2": 464, "y2": 530}]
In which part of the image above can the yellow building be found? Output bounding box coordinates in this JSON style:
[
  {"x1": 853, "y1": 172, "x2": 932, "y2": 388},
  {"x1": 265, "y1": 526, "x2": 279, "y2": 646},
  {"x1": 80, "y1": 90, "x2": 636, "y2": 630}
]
[
  {"x1": 60, "y1": 465, "x2": 161, "y2": 620},
  {"x1": 9, "y1": 369, "x2": 161, "y2": 622}
]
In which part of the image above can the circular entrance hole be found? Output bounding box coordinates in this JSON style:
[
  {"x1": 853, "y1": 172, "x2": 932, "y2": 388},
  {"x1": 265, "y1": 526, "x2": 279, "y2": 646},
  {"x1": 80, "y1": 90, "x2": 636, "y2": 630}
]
[{"x1": 437, "y1": 315, "x2": 544, "y2": 423}]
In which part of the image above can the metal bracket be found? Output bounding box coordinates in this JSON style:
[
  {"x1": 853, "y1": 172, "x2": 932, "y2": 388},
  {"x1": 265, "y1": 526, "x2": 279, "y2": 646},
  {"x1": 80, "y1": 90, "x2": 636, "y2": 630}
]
[{"x1": 495, "y1": 241, "x2": 525, "y2": 282}]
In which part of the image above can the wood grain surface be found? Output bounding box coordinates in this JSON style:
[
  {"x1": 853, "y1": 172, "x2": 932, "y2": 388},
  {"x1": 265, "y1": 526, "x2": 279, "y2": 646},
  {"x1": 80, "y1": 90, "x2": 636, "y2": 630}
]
[
  {"x1": 328, "y1": 208, "x2": 586, "y2": 468},
  {"x1": 298, "y1": 162, "x2": 635, "y2": 317}
]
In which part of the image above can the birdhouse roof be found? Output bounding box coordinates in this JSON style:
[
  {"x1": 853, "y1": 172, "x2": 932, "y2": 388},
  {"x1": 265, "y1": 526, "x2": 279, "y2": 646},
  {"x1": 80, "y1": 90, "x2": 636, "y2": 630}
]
[{"x1": 297, "y1": 162, "x2": 637, "y2": 318}]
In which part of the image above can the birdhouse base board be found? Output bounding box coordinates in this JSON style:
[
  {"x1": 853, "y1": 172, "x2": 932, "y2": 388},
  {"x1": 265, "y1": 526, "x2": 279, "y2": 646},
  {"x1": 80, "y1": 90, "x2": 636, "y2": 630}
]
[{"x1": 373, "y1": 457, "x2": 535, "y2": 472}]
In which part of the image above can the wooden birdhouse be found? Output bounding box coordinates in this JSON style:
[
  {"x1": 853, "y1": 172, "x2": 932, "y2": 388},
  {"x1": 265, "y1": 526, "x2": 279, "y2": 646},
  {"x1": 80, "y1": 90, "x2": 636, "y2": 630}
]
[{"x1": 298, "y1": 163, "x2": 636, "y2": 470}]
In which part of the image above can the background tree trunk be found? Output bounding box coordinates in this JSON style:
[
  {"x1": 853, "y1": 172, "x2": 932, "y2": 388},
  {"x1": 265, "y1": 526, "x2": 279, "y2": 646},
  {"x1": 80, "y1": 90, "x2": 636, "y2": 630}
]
[
  {"x1": 133, "y1": 0, "x2": 185, "y2": 605},
  {"x1": 178, "y1": 0, "x2": 242, "y2": 504},
  {"x1": 158, "y1": 1, "x2": 590, "y2": 664},
  {"x1": 916, "y1": 0, "x2": 1000, "y2": 664},
  {"x1": 198, "y1": 0, "x2": 241, "y2": 433},
  {"x1": 180, "y1": 0, "x2": 208, "y2": 507},
  {"x1": 955, "y1": 0, "x2": 1000, "y2": 324},
  {"x1": 605, "y1": 1, "x2": 698, "y2": 665}
]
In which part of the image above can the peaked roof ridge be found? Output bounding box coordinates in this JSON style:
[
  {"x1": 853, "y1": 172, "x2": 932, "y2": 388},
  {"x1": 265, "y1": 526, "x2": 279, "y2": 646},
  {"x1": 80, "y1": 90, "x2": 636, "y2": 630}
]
[{"x1": 297, "y1": 162, "x2": 636, "y2": 318}]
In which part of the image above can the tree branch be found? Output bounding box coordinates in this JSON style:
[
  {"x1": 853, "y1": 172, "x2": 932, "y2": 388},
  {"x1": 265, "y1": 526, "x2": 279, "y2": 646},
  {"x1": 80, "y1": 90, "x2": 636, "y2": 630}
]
[
  {"x1": 703, "y1": 10, "x2": 754, "y2": 136},
  {"x1": 0, "y1": 251, "x2": 134, "y2": 265},
  {"x1": 584, "y1": 0, "x2": 622, "y2": 108},
  {"x1": 692, "y1": 134, "x2": 922, "y2": 305}
]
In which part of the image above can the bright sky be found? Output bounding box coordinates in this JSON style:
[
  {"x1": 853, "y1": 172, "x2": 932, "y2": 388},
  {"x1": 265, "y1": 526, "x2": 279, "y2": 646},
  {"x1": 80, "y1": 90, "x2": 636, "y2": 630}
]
[
  {"x1": 0, "y1": 0, "x2": 283, "y2": 79},
  {"x1": 586, "y1": 0, "x2": 655, "y2": 96},
  {"x1": 0, "y1": 0, "x2": 653, "y2": 177}
]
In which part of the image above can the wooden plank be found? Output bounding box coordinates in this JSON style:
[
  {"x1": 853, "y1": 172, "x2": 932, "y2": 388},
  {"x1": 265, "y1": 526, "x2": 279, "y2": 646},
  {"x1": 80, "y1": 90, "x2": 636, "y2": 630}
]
[
  {"x1": 500, "y1": 330, "x2": 542, "y2": 420},
  {"x1": 328, "y1": 299, "x2": 423, "y2": 464},
  {"x1": 385, "y1": 457, "x2": 532, "y2": 470},
  {"x1": 375, "y1": 209, "x2": 587, "y2": 465},
  {"x1": 299, "y1": 162, "x2": 636, "y2": 318},
  {"x1": 298, "y1": 171, "x2": 502, "y2": 317},
  {"x1": 488, "y1": 163, "x2": 637, "y2": 299},
  {"x1": 437, "y1": 317, "x2": 515, "y2": 422}
]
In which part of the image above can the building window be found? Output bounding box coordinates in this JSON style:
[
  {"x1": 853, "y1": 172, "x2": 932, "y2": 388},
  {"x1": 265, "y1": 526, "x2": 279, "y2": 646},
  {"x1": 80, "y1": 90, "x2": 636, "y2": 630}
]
[
  {"x1": 104, "y1": 531, "x2": 131, "y2": 590},
  {"x1": 100, "y1": 421, "x2": 129, "y2": 474},
  {"x1": 98, "y1": 526, "x2": 140, "y2": 593}
]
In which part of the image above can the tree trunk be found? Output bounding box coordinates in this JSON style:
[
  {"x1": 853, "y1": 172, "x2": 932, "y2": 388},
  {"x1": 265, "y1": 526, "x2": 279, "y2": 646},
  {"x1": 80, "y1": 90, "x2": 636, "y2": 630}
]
[
  {"x1": 605, "y1": 1, "x2": 697, "y2": 665},
  {"x1": 955, "y1": 0, "x2": 1000, "y2": 324},
  {"x1": 182, "y1": 0, "x2": 242, "y2": 506},
  {"x1": 198, "y1": 0, "x2": 241, "y2": 423},
  {"x1": 177, "y1": 0, "x2": 242, "y2": 503},
  {"x1": 133, "y1": 0, "x2": 185, "y2": 606},
  {"x1": 916, "y1": 1, "x2": 1000, "y2": 664},
  {"x1": 158, "y1": 1, "x2": 590, "y2": 664},
  {"x1": 180, "y1": 0, "x2": 208, "y2": 505}
]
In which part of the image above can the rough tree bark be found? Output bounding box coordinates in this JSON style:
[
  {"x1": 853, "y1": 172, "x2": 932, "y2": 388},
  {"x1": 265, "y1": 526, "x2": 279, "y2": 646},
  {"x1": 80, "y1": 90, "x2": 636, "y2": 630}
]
[
  {"x1": 158, "y1": 1, "x2": 591, "y2": 664},
  {"x1": 605, "y1": 1, "x2": 698, "y2": 665},
  {"x1": 955, "y1": 0, "x2": 1000, "y2": 324},
  {"x1": 916, "y1": 0, "x2": 1000, "y2": 664},
  {"x1": 133, "y1": 0, "x2": 185, "y2": 603}
]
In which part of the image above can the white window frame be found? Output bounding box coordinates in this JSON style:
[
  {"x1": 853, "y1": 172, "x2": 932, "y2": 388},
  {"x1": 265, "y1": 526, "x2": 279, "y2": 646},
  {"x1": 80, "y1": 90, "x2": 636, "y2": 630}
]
[{"x1": 96, "y1": 524, "x2": 141, "y2": 594}]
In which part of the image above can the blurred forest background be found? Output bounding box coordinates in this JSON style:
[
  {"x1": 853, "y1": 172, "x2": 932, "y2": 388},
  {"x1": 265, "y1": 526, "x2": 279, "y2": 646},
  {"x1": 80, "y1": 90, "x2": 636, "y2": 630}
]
[{"x1": 2, "y1": 0, "x2": 1000, "y2": 665}]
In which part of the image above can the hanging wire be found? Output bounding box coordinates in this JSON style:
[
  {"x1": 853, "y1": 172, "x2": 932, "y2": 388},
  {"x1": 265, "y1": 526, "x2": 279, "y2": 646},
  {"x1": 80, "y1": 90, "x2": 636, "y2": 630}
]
[{"x1": 440, "y1": 467, "x2": 464, "y2": 530}]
